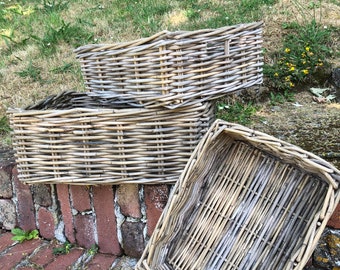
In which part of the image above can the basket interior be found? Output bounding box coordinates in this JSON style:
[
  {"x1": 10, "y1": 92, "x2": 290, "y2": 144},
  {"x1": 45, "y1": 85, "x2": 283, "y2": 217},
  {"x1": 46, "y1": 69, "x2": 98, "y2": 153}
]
[
  {"x1": 149, "y1": 133, "x2": 329, "y2": 269},
  {"x1": 25, "y1": 91, "x2": 143, "y2": 110}
]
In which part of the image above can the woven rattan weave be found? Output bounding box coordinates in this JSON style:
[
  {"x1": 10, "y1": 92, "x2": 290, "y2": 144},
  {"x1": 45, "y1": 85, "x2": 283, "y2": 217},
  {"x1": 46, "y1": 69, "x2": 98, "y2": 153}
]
[
  {"x1": 136, "y1": 119, "x2": 340, "y2": 270},
  {"x1": 8, "y1": 91, "x2": 214, "y2": 185},
  {"x1": 75, "y1": 22, "x2": 263, "y2": 109}
]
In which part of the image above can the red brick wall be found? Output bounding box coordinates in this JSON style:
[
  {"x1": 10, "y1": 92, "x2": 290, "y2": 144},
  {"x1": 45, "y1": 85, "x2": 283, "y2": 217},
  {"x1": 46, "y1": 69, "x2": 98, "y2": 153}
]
[
  {"x1": 0, "y1": 161, "x2": 170, "y2": 257},
  {"x1": 1, "y1": 160, "x2": 339, "y2": 259}
]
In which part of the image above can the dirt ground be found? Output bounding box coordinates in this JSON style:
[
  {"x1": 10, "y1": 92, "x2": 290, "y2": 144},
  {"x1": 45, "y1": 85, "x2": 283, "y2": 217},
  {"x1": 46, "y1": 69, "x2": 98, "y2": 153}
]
[{"x1": 244, "y1": 88, "x2": 340, "y2": 169}]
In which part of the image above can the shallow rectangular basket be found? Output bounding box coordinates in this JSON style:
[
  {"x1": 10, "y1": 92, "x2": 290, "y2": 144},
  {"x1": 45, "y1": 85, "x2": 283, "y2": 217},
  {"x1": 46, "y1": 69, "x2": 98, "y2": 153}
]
[
  {"x1": 136, "y1": 119, "x2": 340, "y2": 270},
  {"x1": 74, "y1": 22, "x2": 263, "y2": 109},
  {"x1": 8, "y1": 91, "x2": 214, "y2": 185}
]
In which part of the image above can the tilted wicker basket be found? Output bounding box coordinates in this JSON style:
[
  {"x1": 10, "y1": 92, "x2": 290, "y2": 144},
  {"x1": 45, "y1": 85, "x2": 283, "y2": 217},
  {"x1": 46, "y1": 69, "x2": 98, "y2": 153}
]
[
  {"x1": 8, "y1": 91, "x2": 214, "y2": 185},
  {"x1": 75, "y1": 22, "x2": 263, "y2": 109},
  {"x1": 136, "y1": 119, "x2": 340, "y2": 270}
]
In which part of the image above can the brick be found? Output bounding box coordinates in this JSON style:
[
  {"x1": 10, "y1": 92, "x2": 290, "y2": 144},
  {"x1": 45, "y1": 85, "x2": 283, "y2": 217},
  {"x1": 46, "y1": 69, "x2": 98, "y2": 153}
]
[
  {"x1": 56, "y1": 184, "x2": 75, "y2": 243},
  {"x1": 93, "y1": 185, "x2": 122, "y2": 255},
  {"x1": 12, "y1": 167, "x2": 36, "y2": 231},
  {"x1": 37, "y1": 207, "x2": 55, "y2": 240},
  {"x1": 327, "y1": 203, "x2": 340, "y2": 229},
  {"x1": 70, "y1": 185, "x2": 91, "y2": 212},
  {"x1": 44, "y1": 247, "x2": 84, "y2": 270},
  {"x1": 117, "y1": 184, "x2": 142, "y2": 218},
  {"x1": 0, "y1": 238, "x2": 43, "y2": 269},
  {"x1": 0, "y1": 163, "x2": 13, "y2": 198},
  {"x1": 74, "y1": 214, "x2": 95, "y2": 249},
  {"x1": 0, "y1": 232, "x2": 15, "y2": 253},
  {"x1": 144, "y1": 185, "x2": 169, "y2": 237},
  {"x1": 121, "y1": 221, "x2": 145, "y2": 258},
  {"x1": 29, "y1": 242, "x2": 58, "y2": 266},
  {"x1": 31, "y1": 184, "x2": 52, "y2": 207},
  {"x1": 86, "y1": 253, "x2": 116, "y2": 270},
  {"x1": 0, "y1": 199, "x2": 17, "y2": 230}
]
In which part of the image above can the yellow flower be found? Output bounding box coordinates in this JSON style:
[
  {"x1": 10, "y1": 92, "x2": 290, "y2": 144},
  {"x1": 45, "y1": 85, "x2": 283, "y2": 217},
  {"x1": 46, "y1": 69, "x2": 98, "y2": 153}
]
[
  {"x1": 302, "y1": 60, "x2": 306, "y2": 65},
  {"x1": 285, "y1": 48, "x2": 291, "y2": 53},
  {"x1": 274, "y1": 72, "x2": 279, "y2": 77},
  {"x1": 285, "y1": 76, "x2": 291, "y2": 82},
  {"x1": 290, "y1": 66, "x2": 295, "y2": 71},
  {"x1": 290, "y1": 82, "x2": 295, "y2": 87},
  {"x1": 317, "y1": 62, "x2": 323, "y2": 66},
  {"x1": 305, "y1": 47, "x2": 310, "y2": 52},
  {"x1": 308, "y1": 52, "x2": 314, "y2": 56},
  {"x1": 302, "y1": 69, "x2": 309, "y2": 75},
  {"x1": 301, "y1": 52, "x2": 306, "y2": 58}
]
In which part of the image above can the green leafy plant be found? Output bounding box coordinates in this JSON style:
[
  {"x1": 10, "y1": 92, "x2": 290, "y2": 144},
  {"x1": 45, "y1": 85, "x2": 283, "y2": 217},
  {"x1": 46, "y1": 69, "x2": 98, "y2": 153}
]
[
  {"x1": 264, "y1": 1, "x2": 332, "y2": 91},
  {"x1": 87, "y1": 244, "x2": 99, "y2": 255},
  {"x1": 0, "y1": 116, "x2": 11, "y2": 134},
  {"x1": 53, "y1": 241, "x2": 73, "y2": 255},
  {"x1": 270, "y1": 90, "x2": 295, "y2": 105},
  {"x1": 11, "y1": 228, "x2": 39, "y2": 243},
  {"x1": 216, "y1": 102, "x2": 259, "y2": 126}
]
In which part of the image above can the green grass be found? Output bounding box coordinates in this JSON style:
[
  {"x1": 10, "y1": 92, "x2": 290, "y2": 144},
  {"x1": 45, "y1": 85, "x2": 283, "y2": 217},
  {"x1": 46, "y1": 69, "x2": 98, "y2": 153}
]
[
  {"x1": 216, "y1": 102, "x2": 260, "y2": 126},
  {"x1": 16, "y1": 61, "x2": 42, "y2": 82},
  {"x1": 0, "y1": 0, "x2": 338, "y2": 142}
]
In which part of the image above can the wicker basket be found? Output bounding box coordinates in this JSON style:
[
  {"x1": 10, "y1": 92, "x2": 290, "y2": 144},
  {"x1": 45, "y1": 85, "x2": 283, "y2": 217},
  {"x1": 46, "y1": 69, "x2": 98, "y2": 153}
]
[
  {"x1": 8, "y1": 91, "x2": 214, "y2": 185},
  {"x1": 136, "y1": 119, "x2": 340, "y2": 270},
  {"x1": 75, "y1": 22, "x2": 263, "y2": 109}
]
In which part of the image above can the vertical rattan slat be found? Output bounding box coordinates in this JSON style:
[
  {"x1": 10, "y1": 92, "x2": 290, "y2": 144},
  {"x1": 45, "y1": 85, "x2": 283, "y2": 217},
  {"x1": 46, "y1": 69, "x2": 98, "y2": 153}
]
[
  {"x1": 75, "y1": 22, "x2": 263, "y2": 109},
  {"x1": 136, "y1": 119, "x2": 340, "y2": 270}
]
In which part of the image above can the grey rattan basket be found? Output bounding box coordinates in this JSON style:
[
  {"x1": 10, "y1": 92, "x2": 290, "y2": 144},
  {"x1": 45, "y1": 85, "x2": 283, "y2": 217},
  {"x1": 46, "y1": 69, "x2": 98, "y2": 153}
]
[
  {"x1": 75, "y1": 22, "x2": 263, "y2": 109},
  {"x1": 8, "y1": 91, "x2": 214, "y2": 185},
  {"x1": 136, "y1": 119, "x2": 340, "y2": 270}
]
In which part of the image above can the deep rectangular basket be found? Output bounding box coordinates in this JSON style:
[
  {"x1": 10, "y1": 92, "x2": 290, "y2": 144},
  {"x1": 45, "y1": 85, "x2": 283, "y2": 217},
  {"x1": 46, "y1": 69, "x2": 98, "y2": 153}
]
[
  {"x1": 74, "y1": 22, "x2": 263, "y2": 109},
  {"x1": 8, "y1": 91, "x2": 214, "y2": 185},
  {"x1": 136, "y1": 119, "x2": 340, "y2": 270}
]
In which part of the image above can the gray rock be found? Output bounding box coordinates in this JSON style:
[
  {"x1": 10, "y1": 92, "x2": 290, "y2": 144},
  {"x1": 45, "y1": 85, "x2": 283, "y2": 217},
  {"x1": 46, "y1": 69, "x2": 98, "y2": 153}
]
[
  {"x1": 0, "y1": 165, "x2": 13, "y2": 198},
  {"x1": 329, "y1": 67, "x2": 340, "y2": 102},
  {"x1": 313, "y1": 227, "x2": 340, "y2": 268},
  {"x1": 0, "y1": 199, "x2": 17, "y2": 229},
  {"x1": 111, "y1": 256, "x2": 138, "y2": 270},
  {"x1": 31, "y1": 184, "x2": 52, "y2": 207},
  {"x1": 330, "y1": 68, "x2": 340, "y2": 89},
  {"x1": 121, "y1": 221, "x2": 145, "y2": 258}
]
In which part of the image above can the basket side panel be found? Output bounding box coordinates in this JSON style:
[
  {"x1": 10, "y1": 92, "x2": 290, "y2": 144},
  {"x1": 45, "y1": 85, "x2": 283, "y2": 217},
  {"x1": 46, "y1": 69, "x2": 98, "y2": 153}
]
[
  {"x1": 9, "y1": 103, "x2": 214, "y2": 185},
  {"x1": 76, "y1": 22, "x2": 263, "y2": 108}
]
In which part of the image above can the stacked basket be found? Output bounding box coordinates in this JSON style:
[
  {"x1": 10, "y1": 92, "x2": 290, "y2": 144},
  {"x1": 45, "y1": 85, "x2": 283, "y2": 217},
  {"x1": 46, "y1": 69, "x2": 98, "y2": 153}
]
[
  {"x1": 9, "y1": 22, "x2": 263, "y2": 185},
  {"x1": 136, "y1": 120, "x2": 340, "y2": 269}
]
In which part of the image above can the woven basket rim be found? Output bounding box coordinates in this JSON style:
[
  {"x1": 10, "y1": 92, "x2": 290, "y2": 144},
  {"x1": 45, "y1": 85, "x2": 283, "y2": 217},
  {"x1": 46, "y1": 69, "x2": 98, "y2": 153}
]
[
  {"x1": 74, "y1": 21, "x2": 263, "y2": 54},
  {"x1": 7, "y1": 90, "x2": 208, "y2": 113},
  {"x1": 207, "y1": 120, "x2": 340, "y2": 187}
]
